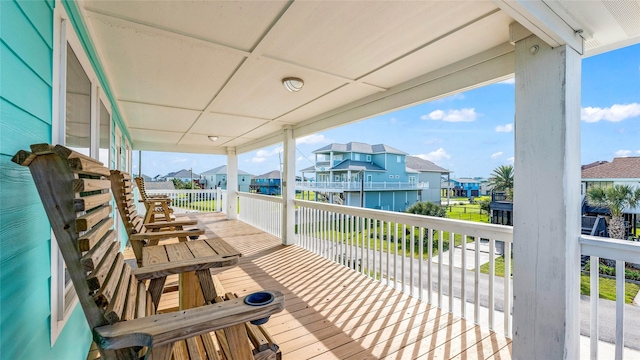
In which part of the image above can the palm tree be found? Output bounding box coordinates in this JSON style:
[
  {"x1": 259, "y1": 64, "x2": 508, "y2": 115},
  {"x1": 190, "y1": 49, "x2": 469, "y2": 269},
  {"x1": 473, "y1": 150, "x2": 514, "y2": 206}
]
[
  {"x1": 488, "y1": 165, "x2": 514, "y2": 193},
  {"x1": 587, "y1": 184, "x2": 640, "y2": 240}
]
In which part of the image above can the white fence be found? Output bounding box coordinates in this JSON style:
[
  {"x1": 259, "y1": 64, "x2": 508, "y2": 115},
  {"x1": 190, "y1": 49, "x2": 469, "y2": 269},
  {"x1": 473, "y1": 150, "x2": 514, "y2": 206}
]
[
  {"x1": 296, "y1": 181, "x2": 429, "y2": 191},
  {"x1": 294, "y1": 199, "x2": 514, "y2": 337},
  {"x1": 580, "y1": 235, "x2": 640, "y2": 360},
  {"x1": 146, "y1": 189, "x2": 226, "y2": 213},
  {"x1": 238, "y1": 192, "x2": 283, "y2": 238}
]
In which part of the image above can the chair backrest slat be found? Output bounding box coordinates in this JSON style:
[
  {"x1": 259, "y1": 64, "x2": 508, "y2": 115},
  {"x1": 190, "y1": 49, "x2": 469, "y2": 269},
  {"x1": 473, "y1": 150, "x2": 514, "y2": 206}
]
[
  {"x1": 78, "y1": 217, "x2": 114, "y2": 252},
  {"x1": 104, "y1": 264, "x2": 132, "y2": 324},
  {"x1": 87, "y1": 240, "x2": 120, "y2": 291},
  {"x1": 76, "y1": 205, "x2": 112, "y2": 232},
  {"x1": 94, "y1": 253, "x2": 125, "y2": 306},
  {"x1": 81, "y1": 229, "x2": 117, "y2": 272},
  {"x1": 110, "y1": 170, "x2": 148, "y2": 236}
]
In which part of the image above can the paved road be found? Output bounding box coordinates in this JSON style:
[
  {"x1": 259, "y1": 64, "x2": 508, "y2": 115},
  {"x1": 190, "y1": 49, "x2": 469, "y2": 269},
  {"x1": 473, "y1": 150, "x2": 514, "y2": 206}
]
[{"x1": 309, "y1": 238, "x2": 640, "y2": 350}]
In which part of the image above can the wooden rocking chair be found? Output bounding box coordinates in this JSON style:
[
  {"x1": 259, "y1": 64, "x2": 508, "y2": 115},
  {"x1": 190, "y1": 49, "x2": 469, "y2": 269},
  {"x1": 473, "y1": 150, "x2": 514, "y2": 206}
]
[
  {"x1": 13, "y1": 144, "x2": 284, "y2": 360},
  {"x1": 134, "y1": 176, "x2": 175, "y2": 223},
  {"x1": 111, "y1": 170, "x2": 213, "y2": 265}
]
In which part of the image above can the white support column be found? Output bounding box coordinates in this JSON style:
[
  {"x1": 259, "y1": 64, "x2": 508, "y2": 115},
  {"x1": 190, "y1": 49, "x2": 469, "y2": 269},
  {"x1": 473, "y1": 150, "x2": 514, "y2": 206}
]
[
  {"x1": 282, "y1": 127, "x2": 296, "y2": 245},
  {"x1": 226, "y1": 147, "x2": 238, "y2": 220},
  {"x1": 512, "y1": 26, "x2": 581, "y2": 359}
]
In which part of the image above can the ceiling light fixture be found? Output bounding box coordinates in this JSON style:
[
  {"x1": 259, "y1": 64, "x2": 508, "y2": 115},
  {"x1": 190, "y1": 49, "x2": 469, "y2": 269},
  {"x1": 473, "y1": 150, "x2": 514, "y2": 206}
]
[
  {"x1": 282, "y1": 77, "x2": 304, "y2": 92},
  {"x1": 208, "y1": 136, "x2": 219, "y2": 142}
]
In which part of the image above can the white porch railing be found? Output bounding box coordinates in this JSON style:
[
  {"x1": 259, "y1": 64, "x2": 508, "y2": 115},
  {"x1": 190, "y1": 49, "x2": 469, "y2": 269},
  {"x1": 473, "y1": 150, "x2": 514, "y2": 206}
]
[
  {"x1": 147, "y1": 189, "x2": 226, "y2": 213},
  {"x1": 294, "y1": 199, "x2": 514, "y2": 337},
  {"x1": 296, "y1": 181, "x2": 429, "y2": 191},
  {"x1": 580, "y1": 235, "x2": 640, "y2": 360},
  {"x1": 238, "y1": 192, "x2": 283, "y2": 238}
]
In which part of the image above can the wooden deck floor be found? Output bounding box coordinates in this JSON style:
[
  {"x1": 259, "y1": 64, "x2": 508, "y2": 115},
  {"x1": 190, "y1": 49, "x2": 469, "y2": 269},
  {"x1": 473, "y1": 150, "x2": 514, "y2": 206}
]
[{"x1": 113, "y1": 212, "x2": 512, "y2": 360}]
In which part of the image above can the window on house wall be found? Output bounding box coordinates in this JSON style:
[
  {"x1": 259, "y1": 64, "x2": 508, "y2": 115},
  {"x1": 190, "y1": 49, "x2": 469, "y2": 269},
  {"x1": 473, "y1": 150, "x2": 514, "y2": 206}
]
[
  {"x1": 389, "y1": 175, "x2": 393, "y2": 179},
  {"x1": 99, "y1": 102, "x2": 110, "y2": 165},
  {"x1": 51, "y1": 7, "x2": 115, "y2": 344},
  {"x1": 366, "y1": 155, "x2": 371, "y2": 161},
  {"x1": 334, "y1": 154, "x2": 342, "y2": 160},
  {"x1": 65, "y1": 45, "x2": 91, "y2": 156},
  {"x1": 397, "y1": 155, "x2": 401, "y2": 163},
  {"x1": 409, "y1": 176, "x2": 416, "y2": 183},
  {"x1": 354, "y1": 153, "x2": 360, "y2": 161},
  {"x1": 395, "y1": 175, "x2": 399, "y2": 179}
]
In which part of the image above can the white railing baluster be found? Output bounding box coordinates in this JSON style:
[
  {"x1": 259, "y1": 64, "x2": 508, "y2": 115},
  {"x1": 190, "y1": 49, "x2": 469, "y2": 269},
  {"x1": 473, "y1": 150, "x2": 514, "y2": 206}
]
[
  {"x1": 386, "y1": 221, "x2": 391, "y2": 287},
  {"x1": 449, "y1": 231, "x2": 454, "y2": 312},
  {"x1": 373, "y1": 219, "x2": 377, "y2": 281},
  {"x1": 503, "y1": 241, "x2": 512, "y2": 337},
  {"x1": 419, "y1": 227, "x2": 424, "y2": 301},
  {"x1": 394, "y1": 222, "x2": 399, "y2": 290},
  {"x1": 438, "y1": 230, "x2": 443, "y2": 308},
  {"x1": 489, "y1": 238, "x2": 495, "y2": 330},
  {"x1": 401, "y1": 224, "x2": 406, "y2": 291},
  {"x1": 590, "y1": 255, "x2": 599, "y2": 360},
  {"x1": 410, "y1": 226, "x2": 415, "y2": 297},
  {"x1": 615, "y1": 260, "x2": 624, "y2": 360},
  {"x1": 428, "y1": 227, "x2": 433, "y2": 304},
  {"x1": 461, "y1": 234, "x2": 467, "y2": 317},
  {"x1": 474, "y1": 233, "x2": 480, "y2": 324}
]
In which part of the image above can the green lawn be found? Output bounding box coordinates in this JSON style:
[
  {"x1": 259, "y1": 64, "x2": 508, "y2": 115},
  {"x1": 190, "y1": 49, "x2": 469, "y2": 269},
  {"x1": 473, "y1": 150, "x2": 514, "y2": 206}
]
[
  {"x1": 479, "y1": 257, "x2": 639, "y2": 304},
  {"x1": 446, "y1": 203, "x2": 490, "y2": 223}
]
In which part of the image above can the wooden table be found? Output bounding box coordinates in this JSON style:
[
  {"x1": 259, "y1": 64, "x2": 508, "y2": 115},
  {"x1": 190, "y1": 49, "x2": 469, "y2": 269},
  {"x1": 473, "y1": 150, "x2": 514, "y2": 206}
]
[{"x1": 141, "y1": 238, "x2": 242, "y2": 310}]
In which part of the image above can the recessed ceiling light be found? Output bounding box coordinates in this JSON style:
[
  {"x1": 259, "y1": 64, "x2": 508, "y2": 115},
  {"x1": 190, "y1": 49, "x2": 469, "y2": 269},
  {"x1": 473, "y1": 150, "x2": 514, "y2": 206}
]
[
  {"x1": 208, "y1": 136, "x2": 219, "y2": 142},
  {"x1": 282, "y1": 77, "x2": 304, "y2": 92}
]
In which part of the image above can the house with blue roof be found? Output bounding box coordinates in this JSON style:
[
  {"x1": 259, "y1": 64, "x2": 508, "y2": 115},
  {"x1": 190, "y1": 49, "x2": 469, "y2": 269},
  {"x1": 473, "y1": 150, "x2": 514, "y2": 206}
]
[
  {"x1": 299, "y1": 142, "x2": 449, "y2": 211},
  {"x1": 251, "y1": 170, "x2": 282, "y2": 195}
]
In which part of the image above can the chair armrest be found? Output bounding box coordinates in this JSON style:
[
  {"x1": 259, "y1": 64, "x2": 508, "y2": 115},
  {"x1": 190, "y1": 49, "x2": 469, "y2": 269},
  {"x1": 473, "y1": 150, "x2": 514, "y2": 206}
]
[
  {"x1": 144, "y1": 219, "x2": 198, "y2": 228},
  {"x1": 140, "y1": 198, "x2": 172, "y2": 205},
  {"x1": 94, "y1": 291, "x2": 285, "y2": 350},
  {"x1": 129, "y1": 229, "x2": 204, "y2": 241},
  {"x1": 132, "y1": 255, "x2": 239, "y2": 280}
]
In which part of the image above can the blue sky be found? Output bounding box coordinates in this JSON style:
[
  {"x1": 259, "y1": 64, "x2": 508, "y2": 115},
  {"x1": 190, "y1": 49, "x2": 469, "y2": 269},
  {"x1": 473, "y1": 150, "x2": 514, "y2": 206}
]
[{"x1": 134, "y1": 43, "x2": 639, "y2": 179}]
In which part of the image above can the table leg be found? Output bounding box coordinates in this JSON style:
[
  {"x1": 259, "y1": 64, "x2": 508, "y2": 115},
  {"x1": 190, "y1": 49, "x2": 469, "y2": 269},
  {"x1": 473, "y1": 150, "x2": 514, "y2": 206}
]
[{"x1": 179, "y1": 271, "x2": 204, "y2": 310}]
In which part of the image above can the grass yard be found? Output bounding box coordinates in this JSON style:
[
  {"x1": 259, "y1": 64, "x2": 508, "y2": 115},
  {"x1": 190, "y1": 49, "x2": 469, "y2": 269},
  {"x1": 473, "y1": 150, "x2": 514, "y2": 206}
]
[
  {"x1": 479, "y1": 257, "x2": 640, "y2": 304},
  {"x1": 446, "y1": 203, "x2": 490, "y2": 223}
]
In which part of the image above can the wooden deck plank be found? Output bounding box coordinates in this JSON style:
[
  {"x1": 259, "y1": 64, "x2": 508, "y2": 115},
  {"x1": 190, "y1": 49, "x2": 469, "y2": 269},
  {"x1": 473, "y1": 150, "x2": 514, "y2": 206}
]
[{"x1": 114, "y1": 212, "x2": 510, "y2": 360}]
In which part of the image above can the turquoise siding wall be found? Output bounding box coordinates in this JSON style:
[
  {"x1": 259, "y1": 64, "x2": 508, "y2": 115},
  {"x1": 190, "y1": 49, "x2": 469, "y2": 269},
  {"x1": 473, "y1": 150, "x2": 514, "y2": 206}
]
[{"x1": 0, "y1": 0, "x2": 91, "y2": 359}]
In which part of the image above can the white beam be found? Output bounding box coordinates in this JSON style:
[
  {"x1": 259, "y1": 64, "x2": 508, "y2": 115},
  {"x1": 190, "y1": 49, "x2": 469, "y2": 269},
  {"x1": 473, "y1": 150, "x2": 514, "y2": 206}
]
[
  {"x1": 226, "y1": 147, "x2": 238, "y2": 220},
  {"x1": 512, "y1": 34, "x2": 581, "y2": 359},
  {"x1": 281, "y1": 127, "x2": 296, "y2": 245},
  {"x1": 493, "y1": 0, "x2": 584, "y2": 54},
  {"x1": 132, "y1": 141, "x2": 228, "y2": 155}
]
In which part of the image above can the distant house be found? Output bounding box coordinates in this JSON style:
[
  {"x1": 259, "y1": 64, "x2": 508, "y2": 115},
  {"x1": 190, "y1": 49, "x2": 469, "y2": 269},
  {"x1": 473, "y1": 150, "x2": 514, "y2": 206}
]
[
  {"x1": 298, "y1": 142, "x2": 448, "y2": 210},
  {"x1": 200, "y1": 165, "x2": 252, "y2": 192},
  {"x1": 447, "y1": 178, "x2": 482, "y2": 197},
  {"x1": 582, "y1": 156, "x2": 640, "y2": 220},
  {"x1": 139, "y1": 173, "x2": 153, "y2": 182},
  {"x1": 163, "y1": 169, "x2": 201, "y2": 183},
  {"x1": 405, "y1": 156, "x2": 450, "y2": 203},
  {"x1": 251, "y1": 170, "x2": 282, "y2": 195}
]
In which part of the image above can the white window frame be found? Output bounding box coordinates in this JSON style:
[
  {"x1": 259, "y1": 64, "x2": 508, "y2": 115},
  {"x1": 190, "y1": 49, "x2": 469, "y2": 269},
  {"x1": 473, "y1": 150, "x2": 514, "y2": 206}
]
[
  {"x1": 397, "y1": 155, "x2": 401, "y2": 163},
  {"x1": 354, "y1": 153, "x2": 360, "y2": 161},
  {"x1": 395, "y1": 175, "x2": 400, "y2": 179},
  {"x1": 366, "y1": 155, "x2": 371, "y2": 162},
  {"x1": 51, "y1": 2, "x2": 112, "y2": 345},
  {"x1": 409, "y1": 176, "x2": 416, "y2": 183},
  {"x1": 389, "y1": 175, "x2": 394, "y2": 179}
]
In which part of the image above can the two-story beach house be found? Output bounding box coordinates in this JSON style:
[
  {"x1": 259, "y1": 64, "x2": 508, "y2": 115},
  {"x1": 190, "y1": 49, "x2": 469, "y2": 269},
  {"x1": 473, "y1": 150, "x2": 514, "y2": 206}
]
[
  {"x1": 2, "y1": 0, "x2": 639, "y2": 358},
  {"x1": 201, "y1": 165, "x2": 251, "y2": 192},
  {"x1": 298, "y1": 142, "x2": 448, "y2": 211}
]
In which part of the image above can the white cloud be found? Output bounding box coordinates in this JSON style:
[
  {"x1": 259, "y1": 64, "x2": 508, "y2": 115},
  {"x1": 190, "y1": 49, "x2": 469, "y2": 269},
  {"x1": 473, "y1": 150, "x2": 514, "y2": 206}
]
[
  {"x1": 171, "y1": 157, "x2": 188, "y2": 163},
  {"x1": 637, "y1": 150, "x2": 640, "y2": 155},
  {"x1": 413, "y1": 148, "x2": 451, "y2": 162},
  {"x1": 491, "y1": 152, "x2": 503, "y2": 159},
  {"x1": 297, "y1": 134, "x2": 327, "y2": 145},
  {"x1": 251, "y1": 146, "x2": 282, "y2": 163},
  {"x1": 495, "y1": 123, "x2": 513, "y2": 133},
  {"x1": 498, "y1": 78, "x2": 515, "y2": 85},
  {"x1": 390, "y1": 117, "x2": 398, "y2": 124},
  {"x1": 421, "y1": 108, "x2": 477, "y2": 122},
  {"x1": 506, "y1": 157, "x2": 515, "y2": 163},
  {"x1": 296, "y1": 156, "x2": 303, "y2": 162},
  {"x1": 581, "y1": 103, "x2": 640, "y2": 123},
  {"x1": 615, "y1": 150, "x2": 633, "y2": 157}
]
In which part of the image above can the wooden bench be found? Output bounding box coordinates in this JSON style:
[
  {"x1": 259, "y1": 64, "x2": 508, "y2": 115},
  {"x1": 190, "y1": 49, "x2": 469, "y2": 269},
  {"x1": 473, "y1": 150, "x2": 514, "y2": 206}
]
[
  {"x1": 13, "y1": 144, "x2": 284, "y2": 360},
  {"x1": 134, "y1": 176, "x2": 175, "y2": 223},
  {"x1": 111, "y1": 170, "x2": 205, "y2": 265}
]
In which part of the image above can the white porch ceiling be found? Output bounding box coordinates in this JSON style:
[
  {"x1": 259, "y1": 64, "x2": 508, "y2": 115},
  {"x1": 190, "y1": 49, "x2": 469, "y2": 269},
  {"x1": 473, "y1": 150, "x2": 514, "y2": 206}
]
[{"x1": 80, "y1": 0, "x2": 640, "y2": 155}]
